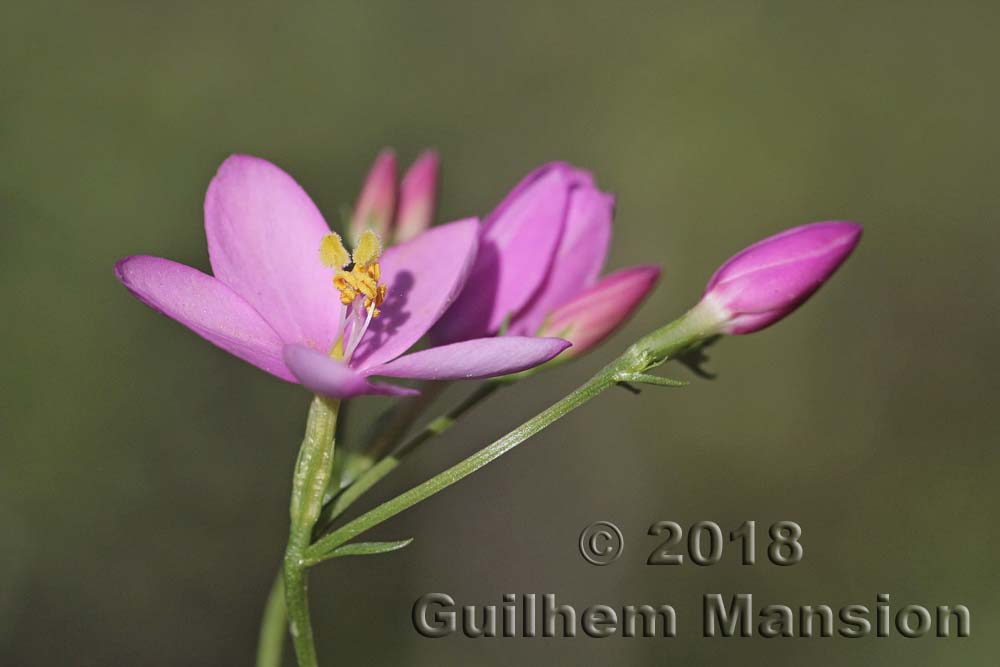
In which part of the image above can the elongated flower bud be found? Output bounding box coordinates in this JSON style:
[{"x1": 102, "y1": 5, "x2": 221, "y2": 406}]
[
  {"x1": 699, "y1": 221, "x2": 862, "y2": 334},
  {"x1": 394, "y1": 150, "x2": 439, "y2": 243},
  {"x1": 349, "y1": 149, "x2": 397, "y2": 243},
  {"x1": 539, "y1": 266, "x2": 660, "y2": 358}
]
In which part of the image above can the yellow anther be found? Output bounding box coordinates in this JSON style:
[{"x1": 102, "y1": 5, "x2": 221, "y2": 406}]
[
  {"x1": 368, "y1": 283, "x2": 388, "y2": 316},
  {"x1": 320, "y1": 233, "x2": 350, "y2": 268},
  {"x1": 335, "y1": 270, "x2": 370, "y2": 296},
  {"x1": 322, "y1": 230, "x2": 387, "y2": 317},
  {"x1": 352, "y1": 230, "x2": 382, "y2": 267}
]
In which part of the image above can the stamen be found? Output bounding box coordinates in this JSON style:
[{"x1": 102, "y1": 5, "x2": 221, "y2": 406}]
[
  {"x1": 320, "y1": 229, "x2": 388, "y2": 361},
  {"x1": 319, "y1": 233, "x2": 350, "y2": 268},
  {"x1": 344, "y1": 302, "x2": 377, "y2": 360},
  {"x1": 352, "y1": 230, "x2": 382, "y2": 267}
]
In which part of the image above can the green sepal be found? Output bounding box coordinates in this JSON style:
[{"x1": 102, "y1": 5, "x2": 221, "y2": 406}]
[{"x1": 616, "y1": 372, "x2": 689, "y2": 388}]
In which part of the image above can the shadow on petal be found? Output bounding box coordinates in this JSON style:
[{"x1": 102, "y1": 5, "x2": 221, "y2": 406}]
[{"x1": 349, "y1": 270, "x2": 415, "y2": 363}]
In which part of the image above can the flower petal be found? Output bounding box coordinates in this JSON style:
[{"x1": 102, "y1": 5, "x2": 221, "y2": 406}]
[
  {"x1": 349, "y1": 218, "x2": 480, "y2": 370},
  {"x1": 432, "y1": 163, "x2": 592, "y2": 343},
  {"x1": 283, "y1": 345, "x2": 418, "y2": 398},
  {"x1": 539, "y1": 265, "x2": 661, "y2": 358},
  {"x1": 349, "y1": 149, "x2": 397, "y2": 243},
  {"x1": 364, "y1": 337, "x2": 571, "y2": 380},
  {"x1": 204, "y1": 155, "x2": 342, "y2": 349},
  {"x1": 487, "y1": 163, "x2": 594, "y2": 223},
  {"x1": 115, "y1": 255, "x2": 293, "y2": 380},
  {"x1": 702, "y1": 221, "x2": 863, "y2": 334},
  {"x1": 508, "y1": 186, "x2": 614, "y2": 335},
  {"x1": 394, "y1": 150, "x2": 439, "y2": 243}
]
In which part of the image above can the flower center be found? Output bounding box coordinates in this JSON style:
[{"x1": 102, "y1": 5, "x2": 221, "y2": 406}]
[
  {"x1": 319, "y1": 230, "x2": 388, "y2": 360},
  {"x1": 320, "y1": 230, "x2": 388, "y2": 316}
]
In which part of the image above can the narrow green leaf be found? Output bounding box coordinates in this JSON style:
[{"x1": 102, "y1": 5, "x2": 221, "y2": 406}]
[{"x1": 305, "y1": 538, "x2": 413, "y2": 566}]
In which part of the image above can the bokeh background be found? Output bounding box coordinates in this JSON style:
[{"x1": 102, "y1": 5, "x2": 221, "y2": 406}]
[{"x1": 3, "y1": 2, "x2": 998, "y2": 665}]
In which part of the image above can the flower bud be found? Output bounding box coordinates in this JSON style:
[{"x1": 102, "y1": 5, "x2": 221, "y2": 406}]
[
  {"x1": 699, "y1": 221, "x2": 862, "y2": 334},
  {"x1": 394, "y1": 150, "x2": 439, "y2": 243},
  {"x1": 349, "y1": 149, "x2": 397, "y2": 243},
  {"x1": 538, "y1": 265, "x2": 660, "y2": 359}
]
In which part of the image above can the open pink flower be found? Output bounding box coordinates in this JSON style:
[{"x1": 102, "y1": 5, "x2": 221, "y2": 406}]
[
  {"x1": 432, "y1": 162, "x2": 660, "y2": 359},
  {"x1": 115, "y1": 155, "x2": 569, "y2": 398}
]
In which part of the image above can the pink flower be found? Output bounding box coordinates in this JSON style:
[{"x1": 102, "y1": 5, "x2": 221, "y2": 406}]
[
  {"x1": 115, "y1": 155, "x2": 569, "y2": 398},
  {"x1": 699, "y1": 221, "x2": 863, "y2": 334},
  {"x1": 348, "y1": 149, "x2": 439, "y2": 245},
  {"x1": 432, "y1": 162, "x2": 660, "y2": 358}
]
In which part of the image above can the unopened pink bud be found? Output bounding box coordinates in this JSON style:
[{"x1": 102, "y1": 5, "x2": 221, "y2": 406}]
[
  {"x1": 349, "y1": 149, "x2": 397, "y2": 243},
  {"x1": 539, "y1": 266, "x2": 660, "y2": 358},
  {"x1": 394, "y1": 150, "x2": 439, "y2": 243},
  {"x1": 700, "y1": 221, "x2": 862, "y2": 334}
]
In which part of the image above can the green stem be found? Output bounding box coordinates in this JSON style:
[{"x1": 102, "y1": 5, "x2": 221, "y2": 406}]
[
  {"x1": 326, "y1": 400, "x2": 352, "y2": 493},
  {"x1": 256, "y1": 574, "x2": 286, "y2": 667},
  {"x1": 305, "y1": 365, "x2": 619, "y2": 560},
  {"x1": 398, "y1": 383, "x2": 500, "y2": 458},
  {"x1": 335, "y1": 383, "x2": 444, "y2": 489},
  {"x1": 283, "y1": 396, "x2": 340, "y2": 667},
  {"x1": 257, "y1": 304, "x2": 714, "y2": 664},
  {"x1": 260, "y1": 384, "x2": 485, "y2": 662},
  {"x1": 316, "y1": 382, "x2": 500, "y2": 531},
  {"x1": 304, "y1": 305, "x2": 713, "y2": 561},
  {"x1": 622, "y1": 300, "x2": 721, "y2": 370},
  {"x1": 368, "y1": 383, "x2": 446, "y2": 461},
  {"x1": 282, "y1": 563, "x2": 314, "y2": 667}
]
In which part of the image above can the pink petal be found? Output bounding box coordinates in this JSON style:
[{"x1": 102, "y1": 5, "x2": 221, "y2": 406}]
[
  {"x1": 349, "y1": 149, "x2": 398, "y2": 243},
  {"x1": 349, "y1": 218, "x2": 480, "y2": 371},
  {"x1": 432, "y1": 163, "x2": 592, "y2": 343},
  {"x1": 115, "y1": 255, "x2": 294, "y2": 381},
  {"x1": 283, "y1": 345, "x2": 418, "y2": 399},
  {"x1": 508, "y1": 187, "x2": 614, "y2": 335},
  {"x1": 539, "y1": 265, "x2": 661, "y2": 358},
  {"x1": 488, "y1": 163, "x2": 594, "y2": 222},
  {"x1": 204, "y1": 155, "x2": 342, "y2": 350},
  {"x1": 703, "y1": 221, "x2": 862, "y2": 334},
  {"x1": 364, "y1": 337, "x2": 571, "y2": 380},
  {"x1": 394, "y1": 150, "x2": 439, "y2": 243}
]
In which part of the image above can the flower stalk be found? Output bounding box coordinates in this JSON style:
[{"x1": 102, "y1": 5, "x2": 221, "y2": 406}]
[
  {"x1": 283, "y1": 395, "x2": 340, "y2": 667},
  {"x1": 256, "y1": 574, "x2": 286, "y2": 667},
  {"x1": 316, "y1": 382, "x2": 501, "y2": 531},
  {"x1": 257, "y1": 307, "x2": 705, "y2": 667},
  {"x1": 304, "y1": 306, "x2": 704, "y2": 562}
]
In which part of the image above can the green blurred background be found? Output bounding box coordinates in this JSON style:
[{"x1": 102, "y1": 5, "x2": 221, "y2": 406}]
[{"x1": 3, "y1": 2, "x2": 998, "y2": 665}]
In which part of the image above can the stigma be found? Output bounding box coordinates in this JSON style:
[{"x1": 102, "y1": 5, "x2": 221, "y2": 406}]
[{"x1": 320, "y1": 230, "x2": 388, "y2": 317}]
